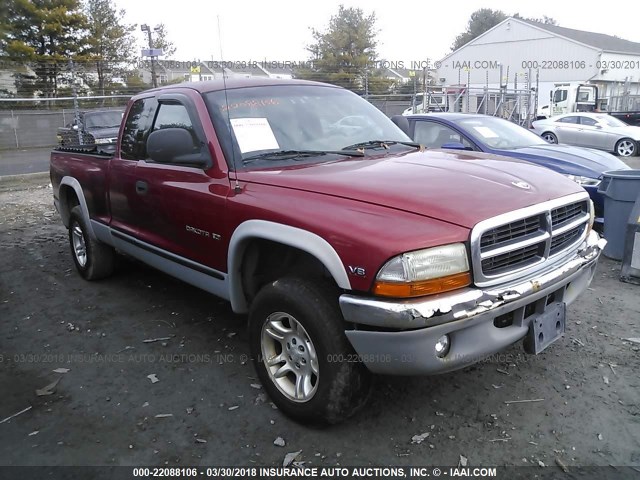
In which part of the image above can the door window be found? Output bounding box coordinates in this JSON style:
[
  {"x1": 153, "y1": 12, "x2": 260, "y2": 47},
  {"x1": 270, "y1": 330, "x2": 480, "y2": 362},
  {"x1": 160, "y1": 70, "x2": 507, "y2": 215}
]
[
  {"x1": 153, "y1": 103, "x2": 195, "y2": 131},
  {"x1": 554, "y1": 90, "x2": 568, "y2": 103},
  {"x1": 556, "y1": 116, "x2": 580, "y2": 124},
  {"x1": 413, "y1": 122, "x2": 472, "y2": 149},
  {"x1": 579, "y1": 116, "x2": 598, "y2": 126},
  {"x1": 149, "y1": 102, "x2": 203, "y2": 164}
]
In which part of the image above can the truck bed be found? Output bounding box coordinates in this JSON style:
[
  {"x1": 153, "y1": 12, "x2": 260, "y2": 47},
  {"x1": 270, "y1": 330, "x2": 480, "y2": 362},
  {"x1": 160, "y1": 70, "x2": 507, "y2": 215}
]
[{"x1": 50, "y1": 147, "x2": 113, "y2": 225}]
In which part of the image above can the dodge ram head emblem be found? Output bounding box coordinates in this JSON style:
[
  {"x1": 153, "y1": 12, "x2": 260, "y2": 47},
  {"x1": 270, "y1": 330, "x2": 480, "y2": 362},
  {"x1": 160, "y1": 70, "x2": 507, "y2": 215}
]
[{"x1": 511, "y1": 181, "x2": 531, "y2": 190}]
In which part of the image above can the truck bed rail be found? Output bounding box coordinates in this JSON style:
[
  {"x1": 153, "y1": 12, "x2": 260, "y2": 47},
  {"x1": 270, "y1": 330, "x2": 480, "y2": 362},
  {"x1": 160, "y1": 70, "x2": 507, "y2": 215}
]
[{"x1": 53, "y1": 146, "x2": 114, "y2": 158}]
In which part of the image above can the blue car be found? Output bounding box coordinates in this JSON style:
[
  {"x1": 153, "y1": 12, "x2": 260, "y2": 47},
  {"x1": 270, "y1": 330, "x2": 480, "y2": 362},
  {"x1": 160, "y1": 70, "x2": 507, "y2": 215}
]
[{"x1": 393, "y1": 113, "x2": 630, "y2": 223}]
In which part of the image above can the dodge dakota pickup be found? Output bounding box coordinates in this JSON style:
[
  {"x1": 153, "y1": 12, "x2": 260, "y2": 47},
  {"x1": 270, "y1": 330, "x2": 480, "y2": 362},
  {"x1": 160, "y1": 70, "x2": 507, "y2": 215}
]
[{"x1": 51, "y1": 78, "x2": 605, "y2": 424}]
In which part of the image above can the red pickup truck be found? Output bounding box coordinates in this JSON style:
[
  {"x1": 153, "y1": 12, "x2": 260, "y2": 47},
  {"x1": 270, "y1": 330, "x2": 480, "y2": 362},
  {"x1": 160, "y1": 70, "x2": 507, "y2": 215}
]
[{"x1": 51, "y1": 78, "x2": 605, "y2": 424}]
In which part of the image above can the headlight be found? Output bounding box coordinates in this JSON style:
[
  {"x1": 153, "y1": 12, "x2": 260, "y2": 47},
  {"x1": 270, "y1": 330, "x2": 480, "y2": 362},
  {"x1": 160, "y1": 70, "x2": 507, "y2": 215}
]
[
  {"x1": 373, "y1": 243, "x2": 471, "y2": 298},
  {"x1": 94, "y1": 138, "x2": 113, "y2": 145},
  {"x1": 588, "y1": 199, "x2": 595, "y2": 233},
  {"x1": 564, "y1": 174, "x2": 600, "y2": 187}
]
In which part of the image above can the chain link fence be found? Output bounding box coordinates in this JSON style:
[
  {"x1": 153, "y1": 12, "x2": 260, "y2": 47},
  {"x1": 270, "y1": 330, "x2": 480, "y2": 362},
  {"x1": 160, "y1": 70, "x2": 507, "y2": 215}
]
[
  {"x1": 0, "y1": 58, "x2": 142, "y2": 150},
  {"x1": 0, "y1": 100, "x2": 127, "y2": 149}
]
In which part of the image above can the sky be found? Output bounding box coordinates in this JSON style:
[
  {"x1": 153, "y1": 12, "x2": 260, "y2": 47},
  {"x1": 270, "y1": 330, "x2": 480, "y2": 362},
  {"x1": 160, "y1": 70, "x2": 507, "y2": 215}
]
[{"x1": 114, "y1": 0, "x2": 640, "y2": 64}]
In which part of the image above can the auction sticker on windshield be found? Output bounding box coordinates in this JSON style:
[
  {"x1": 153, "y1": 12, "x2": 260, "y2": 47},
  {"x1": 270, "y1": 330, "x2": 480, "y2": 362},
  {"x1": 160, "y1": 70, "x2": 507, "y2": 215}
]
[{"x1": 230, "y1": 117, "x2": 280, "y2": 153}]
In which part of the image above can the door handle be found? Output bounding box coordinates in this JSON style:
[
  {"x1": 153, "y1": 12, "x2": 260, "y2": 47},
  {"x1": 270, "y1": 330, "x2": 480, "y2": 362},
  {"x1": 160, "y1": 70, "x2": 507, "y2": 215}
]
[{"x1": 135, "y1": 180, "x2": 148, "y2": 195}]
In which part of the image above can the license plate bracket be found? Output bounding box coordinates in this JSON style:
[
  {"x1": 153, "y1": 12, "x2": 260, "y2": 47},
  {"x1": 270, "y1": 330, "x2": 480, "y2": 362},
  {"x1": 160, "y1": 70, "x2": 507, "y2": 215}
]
[{"x1": 524, "y1": 302, "x2": 566, "y2": 354}]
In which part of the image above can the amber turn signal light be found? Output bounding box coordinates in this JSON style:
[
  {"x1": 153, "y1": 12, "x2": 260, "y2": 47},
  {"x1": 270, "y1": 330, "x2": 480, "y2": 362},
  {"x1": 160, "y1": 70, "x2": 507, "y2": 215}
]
[{"x1": 372, "y1": 272, "x2": 472, "y2": 298}]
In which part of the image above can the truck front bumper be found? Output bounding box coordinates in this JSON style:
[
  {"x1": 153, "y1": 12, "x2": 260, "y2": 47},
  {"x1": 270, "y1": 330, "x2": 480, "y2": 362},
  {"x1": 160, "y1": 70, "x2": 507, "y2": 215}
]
[{"x1": 339, "y1": 230, "x2": 606, "y2": 375}]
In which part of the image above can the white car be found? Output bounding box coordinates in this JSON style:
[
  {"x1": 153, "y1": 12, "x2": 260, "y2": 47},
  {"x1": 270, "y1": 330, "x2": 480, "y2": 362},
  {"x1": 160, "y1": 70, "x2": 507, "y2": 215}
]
[{"x1": 531, "y1": 112, "x2": 640, "y2": 157}]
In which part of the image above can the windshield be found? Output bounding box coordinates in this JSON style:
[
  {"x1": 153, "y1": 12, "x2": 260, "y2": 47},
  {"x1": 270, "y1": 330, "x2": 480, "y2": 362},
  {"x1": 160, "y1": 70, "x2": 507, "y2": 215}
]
[
  {"x1": 594, "y1": 115, "x2": 628, "y2": 127},
  {"x1": 456, "y1": 116, "x2": 548, "y2": 149},
  {"x1": 204, "y1": 85, "x2": 411, "y2": 168},
  {"x1": 84, "y1": 111, "x2": 122, "y2": 128}
]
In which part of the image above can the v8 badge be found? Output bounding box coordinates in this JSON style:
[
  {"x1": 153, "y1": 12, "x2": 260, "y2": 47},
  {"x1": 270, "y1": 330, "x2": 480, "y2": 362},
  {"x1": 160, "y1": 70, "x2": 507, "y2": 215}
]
[{"x1": 348, "y1": 266, "x2": 366, "y2": 277}]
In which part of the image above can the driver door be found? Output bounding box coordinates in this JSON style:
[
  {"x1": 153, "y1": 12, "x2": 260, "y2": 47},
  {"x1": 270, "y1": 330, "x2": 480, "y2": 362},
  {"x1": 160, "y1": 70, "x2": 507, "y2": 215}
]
[
  {"x1": 554, "y1": 116, "x2": 581, "y2": 144},
  {"x1": 133, "y1": 92, "x2": 230, "y2": 271},
  {"x1": 577, "y1": 116, "x2": 613, "y2": 150}
]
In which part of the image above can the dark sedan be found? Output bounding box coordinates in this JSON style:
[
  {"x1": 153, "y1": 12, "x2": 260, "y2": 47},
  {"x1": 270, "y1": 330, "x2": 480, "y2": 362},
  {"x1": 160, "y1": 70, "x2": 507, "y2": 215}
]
[{"x1": 393, "y1": 113, "x2": 630, "y2": 223}]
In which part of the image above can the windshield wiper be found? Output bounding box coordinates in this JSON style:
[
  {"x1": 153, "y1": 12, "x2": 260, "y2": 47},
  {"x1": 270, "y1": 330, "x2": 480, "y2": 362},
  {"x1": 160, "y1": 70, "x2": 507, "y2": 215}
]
[
  {"x1": 243, "y1": 149, "x2": 364, "y2": 164},
  {"x1": 342, "y1": 140, "x2": 424, "y2": 151}
]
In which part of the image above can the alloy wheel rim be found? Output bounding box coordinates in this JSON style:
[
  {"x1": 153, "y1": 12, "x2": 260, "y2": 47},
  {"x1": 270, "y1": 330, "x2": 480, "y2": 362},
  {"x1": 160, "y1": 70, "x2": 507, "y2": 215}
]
[
  {"x1": 617, "y1": 140, "x2": 635, "y2": 157},
  {"x1": 261, "y1": 312, "x2": 319, "y2": 402},
  {"x1": 71, "y1": 223, "x2": 87, "y2": 267},
  {"x1": 543, "y1": 133, "x2": 557, "y2": 143}
]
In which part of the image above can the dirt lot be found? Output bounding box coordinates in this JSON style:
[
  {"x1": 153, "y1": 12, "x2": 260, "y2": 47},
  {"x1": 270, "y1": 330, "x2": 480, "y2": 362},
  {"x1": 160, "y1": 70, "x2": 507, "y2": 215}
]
[{"x1": 1, "y1": 175, "x2": 639, "y2": 476}]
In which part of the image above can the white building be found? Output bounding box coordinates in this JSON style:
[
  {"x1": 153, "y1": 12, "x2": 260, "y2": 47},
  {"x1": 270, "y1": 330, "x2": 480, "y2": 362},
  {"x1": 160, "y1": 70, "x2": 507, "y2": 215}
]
[{"x1": 437, "y1": 17, "x2": 640, "y2": 109}]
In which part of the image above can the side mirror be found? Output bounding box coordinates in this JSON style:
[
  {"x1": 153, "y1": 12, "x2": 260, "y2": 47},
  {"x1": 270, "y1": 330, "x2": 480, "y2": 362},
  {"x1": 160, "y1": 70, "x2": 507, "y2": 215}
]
[
  {"x1": 441, "y1": 142, "x2": 471, "y2": 151},
  {"x1": 146, "y1": 128, "x2": 209, "y2": 167}
]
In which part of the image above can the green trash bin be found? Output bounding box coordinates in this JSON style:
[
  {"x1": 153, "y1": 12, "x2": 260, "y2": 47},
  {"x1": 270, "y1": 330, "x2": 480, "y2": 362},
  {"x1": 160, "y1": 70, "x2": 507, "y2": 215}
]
[{"x1": 598, "y1": 169, "x2": 640, "y2": 260}]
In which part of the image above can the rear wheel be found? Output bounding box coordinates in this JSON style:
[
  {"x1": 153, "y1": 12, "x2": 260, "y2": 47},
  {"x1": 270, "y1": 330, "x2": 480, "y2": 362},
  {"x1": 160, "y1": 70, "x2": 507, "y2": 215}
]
[
  {"x1": 249, "y1": 277, "x2": 371, "y2": 424},
  {"x1": 542, "y1": 131, "x2": 558, "y2": 144},
  {"x1": 615, "y1": 138, "x2": 636, "y2": 157},
  {"x1": 69, "y1": 206, "x2": 115, "y2": 280}
]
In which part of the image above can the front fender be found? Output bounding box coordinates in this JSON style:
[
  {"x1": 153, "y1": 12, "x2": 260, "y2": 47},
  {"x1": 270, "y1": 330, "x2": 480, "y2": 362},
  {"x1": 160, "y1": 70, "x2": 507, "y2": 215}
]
[{"x1": 227, "y1": 220, "x2": 351, "y2": 313}]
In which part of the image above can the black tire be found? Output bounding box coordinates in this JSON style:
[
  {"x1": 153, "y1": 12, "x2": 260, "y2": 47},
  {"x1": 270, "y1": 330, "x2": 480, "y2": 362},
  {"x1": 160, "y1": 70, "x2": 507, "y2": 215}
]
[
  {"x1": 542, "y1": 131, "x2": 558, "y2": 144},
  {"x1": 614, "y1": 138, "x2": 637, "y2": 157},
  {"x1": 68, "y1": 205, "x2": 115, "y2": 280},
  {"x1": 249, "y1": 277, "x2": 371, "y2": 424}
]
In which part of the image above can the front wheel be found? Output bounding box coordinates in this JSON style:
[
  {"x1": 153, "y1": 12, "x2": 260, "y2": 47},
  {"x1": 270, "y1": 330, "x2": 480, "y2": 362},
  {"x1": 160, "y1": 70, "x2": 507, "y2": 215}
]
[
  {"x1": 68, "y1": 206, "x2": 115, "y2": 280},
  {"x1": 249, "y1": 277, "x2": 371, "y2": 424},
  {"x1": 615, "y1": 138, "x2": 637, "y2": 157},
  {"x1": 542, "y1": 131, "x2": 558, "y2": 144}
]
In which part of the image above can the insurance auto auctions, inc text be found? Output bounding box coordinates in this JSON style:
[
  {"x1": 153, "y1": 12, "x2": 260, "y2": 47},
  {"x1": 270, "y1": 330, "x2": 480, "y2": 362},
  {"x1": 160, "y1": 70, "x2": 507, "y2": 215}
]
[{"x1": 239, "y1": 466, "x2": 498, "y2": 478}]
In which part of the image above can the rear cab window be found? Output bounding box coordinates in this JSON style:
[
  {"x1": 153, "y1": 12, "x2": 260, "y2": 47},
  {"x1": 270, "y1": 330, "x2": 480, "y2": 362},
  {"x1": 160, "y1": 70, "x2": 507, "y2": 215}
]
[{"x1": 120, "y1": 97, "x2": 158, "y2": 160}]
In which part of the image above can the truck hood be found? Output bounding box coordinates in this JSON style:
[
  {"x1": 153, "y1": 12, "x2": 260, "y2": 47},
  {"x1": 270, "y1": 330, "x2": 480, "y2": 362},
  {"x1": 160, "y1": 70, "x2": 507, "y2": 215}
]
[
  {"x1": 496, "y1": 144, "x2": 630, "y2": 177},
  {"x1": 238, "y1": 149, "x2": 585, "y2": 229}
]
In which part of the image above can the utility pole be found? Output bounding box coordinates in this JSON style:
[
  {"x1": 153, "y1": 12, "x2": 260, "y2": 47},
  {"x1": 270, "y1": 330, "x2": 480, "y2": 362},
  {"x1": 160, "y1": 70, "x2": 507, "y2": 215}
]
[{"x1": 141, "y1": 24, "x2": 157, "y2": 88}]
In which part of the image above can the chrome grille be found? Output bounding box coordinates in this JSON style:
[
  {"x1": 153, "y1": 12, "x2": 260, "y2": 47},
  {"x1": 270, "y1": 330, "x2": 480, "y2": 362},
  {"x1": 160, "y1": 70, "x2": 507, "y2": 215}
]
[
  {"x1": 550, "y1": 226, "x2": 584, "y2": 256},
  {"x1": 551, "y1": 201, "x2": 588, "y2": 228},
  {"x1": 480, "y1": 215, "x2": 542, "y2": 249},
  {"x1": 471, "y1": 194, "x2": 591, "y2": 287},
  {"x1": 482, "y1": 243, "x2": 544, "y2": 275}
]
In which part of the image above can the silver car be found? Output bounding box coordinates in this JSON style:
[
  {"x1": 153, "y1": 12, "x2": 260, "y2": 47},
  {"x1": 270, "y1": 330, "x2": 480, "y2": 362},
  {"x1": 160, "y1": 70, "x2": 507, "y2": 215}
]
[{"x1": 532, "y1": 113, "x2": 640, "y2": 157}]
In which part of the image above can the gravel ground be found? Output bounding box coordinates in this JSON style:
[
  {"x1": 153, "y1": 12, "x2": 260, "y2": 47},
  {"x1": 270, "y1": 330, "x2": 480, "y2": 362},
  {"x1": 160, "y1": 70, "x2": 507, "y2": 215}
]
[{"x1": 0, "y1": 177, "x2": 639, "y2": 477}]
